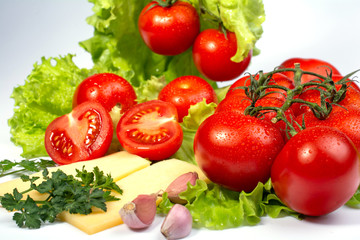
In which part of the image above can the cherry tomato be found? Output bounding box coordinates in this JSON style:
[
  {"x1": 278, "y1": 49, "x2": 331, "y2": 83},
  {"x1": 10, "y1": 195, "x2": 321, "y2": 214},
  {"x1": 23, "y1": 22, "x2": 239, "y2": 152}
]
[
  {"x1": 271, "y1": 126, "x2": 360, "y2": 216},
  {"x1": 117, "y1": 100, "x2": 183, "y2": 161},
  {"x1": 45, "y1": 102, "x2": 113, "y2": 165},
  {"x1": 226, "y1": 73, "x2": 294, "y2": 102},
  {"x1": 295, "y1": 106, "x2": 360, "y2": 151},
  {"x1": 216, "y1": 95, "x2": 295, "y2": 140},
  {"x1": 194, "y1": 111, "x2": 284, "y2": 192},
  {"x1": 279, "y1": 57, "x2": 341, "y2": 84},
  {"x1": 73, "y1": 73, "x2": 137, "y2": 114},
  {"x1": 138, "y1": 1, "x2": 200, "y2": 56},
  {"x1": 192, "y1": 29, "x2": 252, "y2": 82},
  {"x1": 158, "y1": 75, "x2": 218, "y2": 122}
]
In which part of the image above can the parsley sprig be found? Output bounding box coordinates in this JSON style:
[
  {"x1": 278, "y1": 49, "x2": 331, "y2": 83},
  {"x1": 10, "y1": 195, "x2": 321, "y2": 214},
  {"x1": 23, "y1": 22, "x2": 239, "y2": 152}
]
[
  {"x1": 0, "y1": 158, "x2": 56, "y2": 178},
  {"x1": 0, "y1": 166, "x2": 122, "y2": 229}
]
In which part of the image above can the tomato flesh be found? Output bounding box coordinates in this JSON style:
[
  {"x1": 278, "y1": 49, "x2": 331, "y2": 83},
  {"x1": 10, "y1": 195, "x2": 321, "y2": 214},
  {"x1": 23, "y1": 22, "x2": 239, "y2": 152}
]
[
  {"x1": 45, "y1": 102, "x2": 113, "y2": 165},
  {"x1": 117, "y1": 100, "x2": 183, "y2": 161}
]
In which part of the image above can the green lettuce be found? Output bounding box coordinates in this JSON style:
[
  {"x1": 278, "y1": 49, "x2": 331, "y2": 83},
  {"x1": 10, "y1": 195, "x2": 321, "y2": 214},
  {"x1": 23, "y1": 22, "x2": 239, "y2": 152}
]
[
  {"x1": 157, "y1": 179, "x2": 302, "y2": 230},
  {"x1": 8, "y1": 55, "x2": 93, "y2": 158}
]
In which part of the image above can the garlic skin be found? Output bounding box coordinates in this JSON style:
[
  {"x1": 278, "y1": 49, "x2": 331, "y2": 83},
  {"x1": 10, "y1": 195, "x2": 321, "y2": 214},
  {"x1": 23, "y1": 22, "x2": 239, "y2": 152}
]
[
  {"x1": 165, "y1": 172, "x2": 199, "y2": 204},
  {"x1": 119, "y1": 193, "x2": 157, "y2": 229},
  {"x1": 161, "y1": 204, "x2": 193, "y2": 240}
]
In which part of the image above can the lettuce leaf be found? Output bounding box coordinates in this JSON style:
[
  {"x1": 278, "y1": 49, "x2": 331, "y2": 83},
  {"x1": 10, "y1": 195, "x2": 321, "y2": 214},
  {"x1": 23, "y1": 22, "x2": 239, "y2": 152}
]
[
  {"x1": 171, "y1": 100, "x2": 217, "y2": 164},
  {"x1": 157, "y1": 179, "x2": 302, "y2": 230},
  {"x1": 8, "y1": 55, "x2": 94, "y2": 158}
]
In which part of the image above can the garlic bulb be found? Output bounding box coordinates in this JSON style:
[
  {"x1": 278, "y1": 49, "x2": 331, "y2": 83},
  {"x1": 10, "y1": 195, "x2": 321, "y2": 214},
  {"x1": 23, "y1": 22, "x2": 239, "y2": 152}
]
[
  {"x1": 161, "y1": 204, "x2": 192, "y2": 240},
  {"x1": 165, "y1": 172, "x2": 198, "y2": 204},
  {"x1": 119, "y1": 193, "x2": 157, "y2": 229}
]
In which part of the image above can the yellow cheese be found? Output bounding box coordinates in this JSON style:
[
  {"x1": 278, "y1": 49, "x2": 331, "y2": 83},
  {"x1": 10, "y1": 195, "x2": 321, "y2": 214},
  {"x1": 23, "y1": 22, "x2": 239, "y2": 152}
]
[
  {"x1": 0, "y1": 151, "x2": 151, "y2": 200},
  {"x1": 59, "y1": 159, "x2": 209, "y2": 235}
]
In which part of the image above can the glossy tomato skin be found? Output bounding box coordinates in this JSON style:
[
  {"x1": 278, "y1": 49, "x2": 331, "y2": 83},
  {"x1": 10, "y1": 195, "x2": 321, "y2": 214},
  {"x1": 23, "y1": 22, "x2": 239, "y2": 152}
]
[
  {"x1": 271, "y1": 126, "x2": 360, "y2": 216},
  {"x1": 158, "y1": 75, "x2": 218, "y2": 122},
  {"x1": 279, "y1": 57, "x2": 341, "y2": 84},
  {"x1": 45, "y1": 102, "x2": 113, "y2": 165},
  {"x1": 192, "y1": 29, "x2": 252, "y2": 82},
  {"x1": 138, "y1": 1, "x2": 200, "y2": 56},
  {"x1": 295, "y1": 106, "x2": 360, "y2": 151},
  {"x1": 73, "y1": 73, "x2": 137, "y2": 114},
  {"x1": 216, "y1": 95, "x2": 295, "y2": 141},
  {"x1": 194, "y1": 111, "x2": 284, "y2": 192},
  {"x1": 117, "y1": 100, "x2": 183, "y2": 161}
]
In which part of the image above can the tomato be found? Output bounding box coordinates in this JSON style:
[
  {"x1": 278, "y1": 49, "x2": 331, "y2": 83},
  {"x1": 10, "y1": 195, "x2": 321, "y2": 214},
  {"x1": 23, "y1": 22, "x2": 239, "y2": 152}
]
[
  {"x1": 295, "y1": 106, "x2": 360, "y2": 151},
  {"x1": 216, "y1": 95, "x2": 295, "y2": 140},
  {"x1": 138, "y1": 1, "x2": 200, "y2": 56},
  {"x1": 194, "y1": 111, "x2": 284, "y2": 192},
  {"x1": 279, "y1": 57, "x2": 341, "y2": 84},
  {"x1": 192, "y1": 28, "x2": 252, "y2": 82},
  {"x1": 226, "y1": 73, "x2": 294, "y2": 102},
  {"x1": 271, "y1": 126, "x2": 360, "y2": 216},
  {"x1": 45, "y1": 102, "x2": 113, "y2": 165},
  {"x1": 73, "y1": 73, "x2": 137, "y2": 114},
  {"x1": 116, "y1": 100, "x2": 183, "y2": 161},
  {"x1": 158, "y1": 75, "x2": 218, "y2": 122}
]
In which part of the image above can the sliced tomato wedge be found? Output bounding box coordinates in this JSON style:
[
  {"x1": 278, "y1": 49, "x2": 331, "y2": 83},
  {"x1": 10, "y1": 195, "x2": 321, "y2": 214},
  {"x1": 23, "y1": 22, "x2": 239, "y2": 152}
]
[
  {"x1": 45, "y1": 101, "x2": 113, "y2": 165},
  {"x1": 117, "y1": 100, "x2": 183, "y2": 161}
]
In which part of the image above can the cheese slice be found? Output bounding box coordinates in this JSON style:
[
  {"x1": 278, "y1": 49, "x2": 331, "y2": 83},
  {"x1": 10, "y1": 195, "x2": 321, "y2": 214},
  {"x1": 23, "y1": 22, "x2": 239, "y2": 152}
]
[
  {"x1": 59, "y1": 159, "x2": 209, "y2": 235},
  {"x1": 0, "y1": 151, "x2": 151, "y2": 200}
]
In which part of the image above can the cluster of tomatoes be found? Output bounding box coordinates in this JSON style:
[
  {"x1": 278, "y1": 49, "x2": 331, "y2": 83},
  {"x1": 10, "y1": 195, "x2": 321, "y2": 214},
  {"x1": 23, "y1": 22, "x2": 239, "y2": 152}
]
[
  {"x1": 44, "y1": 56, "x2": 360, "y2": 218},
  {"x1": 195, "y1": 57, "x2": 360, "y2": 217},
  {"x1": 138, "y1": 0, "x2": 251, "y2": 82}
]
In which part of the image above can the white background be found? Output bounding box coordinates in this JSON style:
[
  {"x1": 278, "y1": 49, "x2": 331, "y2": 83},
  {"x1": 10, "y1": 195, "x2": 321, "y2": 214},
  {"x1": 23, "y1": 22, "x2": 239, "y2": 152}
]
[{"x1": 0, "y1": 0, "x2": 360, "y2": 239}]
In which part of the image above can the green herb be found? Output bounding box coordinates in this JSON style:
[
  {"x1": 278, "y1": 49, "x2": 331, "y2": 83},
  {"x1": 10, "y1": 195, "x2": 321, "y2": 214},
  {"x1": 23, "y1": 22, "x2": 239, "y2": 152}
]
[
  {"x1": 0, "y1": 166, "x2": 122, "y2": 229},
  {"x1": 0, "y1": 158, "x2": 56, "y2": 178}
]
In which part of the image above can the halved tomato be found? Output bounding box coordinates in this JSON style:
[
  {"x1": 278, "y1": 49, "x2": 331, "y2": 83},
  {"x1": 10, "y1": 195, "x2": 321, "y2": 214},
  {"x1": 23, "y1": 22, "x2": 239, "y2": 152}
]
[
  {"x1": 45, "y1": 102, "x2": 113, "y2": 165},
  {"x1": 116, "y1": 100, "x2": 183, "y2": 161}
]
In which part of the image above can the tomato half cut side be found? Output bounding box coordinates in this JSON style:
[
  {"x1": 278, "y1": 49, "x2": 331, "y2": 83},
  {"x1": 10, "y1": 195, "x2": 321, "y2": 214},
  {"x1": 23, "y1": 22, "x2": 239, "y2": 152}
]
[
  {"x1": 45, "y1": 102, "x2": 113, "y2": 165},
  {"x1": 117, "y1": 100, "x2": 183, "y2": 161}
]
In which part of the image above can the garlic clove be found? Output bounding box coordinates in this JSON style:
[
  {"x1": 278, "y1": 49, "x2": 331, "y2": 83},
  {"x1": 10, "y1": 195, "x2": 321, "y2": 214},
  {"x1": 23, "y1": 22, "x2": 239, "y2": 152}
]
[
  {"x1": 119, "y1": 193, "x2": 157, "y2": 229},
  {"x1": 165, "y1": 172, "x2": 199, "y2": 204},
  {"x1": 161, "y1": 204, "x2": 192, "y2": 240}
]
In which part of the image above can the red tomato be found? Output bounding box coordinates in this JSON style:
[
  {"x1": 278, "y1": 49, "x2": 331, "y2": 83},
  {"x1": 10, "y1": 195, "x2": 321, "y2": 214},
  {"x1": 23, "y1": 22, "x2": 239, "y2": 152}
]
[
  {"x1": 138, "y1": 1, "x2": 200, "y2": 56},
  {"x1": 73, "y1": 73, "x2": 137, "y2": 114},
  {"x1": 216, "y1": 95, "x2": 295, "y2": 140},
  {"x1": 271, "y1": 126, "x2": 360, "y2": 216},
  {"x1": 226, "y1": 73, "x2": 294, "y2": 102},
  {"x1": 295, "y1": 106, "x2": 360, "y2": 151},
  {"x1": 45, "y1": 102, "x2": 113, "y2": 165},
  {"x1": 192, "y1": 29, "x2": 252, "y2": 81},
  {"x1": 116, "y1": 100, "x2": 183, "y2": 161},
  {"x1": 194, "y1": 111, "x2": 284, "y2": 192},
  {"x1": 158, "y1": 75, "x2": 218, "y2": 122},
  {"x1": 279, "y1": 57, "x2": 341, "y2": 84}
]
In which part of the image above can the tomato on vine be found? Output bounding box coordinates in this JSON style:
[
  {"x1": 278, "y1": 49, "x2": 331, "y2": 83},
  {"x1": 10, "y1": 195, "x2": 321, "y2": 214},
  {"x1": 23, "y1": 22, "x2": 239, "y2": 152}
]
[
  {"x1": 271, "y1": 126, "x2": 360, "y2": 216},
  {"x1": 138, "y1": 0, "x2": 200, "y2": 56},
  {"x1": 194, "y1": 111, "x2": 284, "y2": 192}
]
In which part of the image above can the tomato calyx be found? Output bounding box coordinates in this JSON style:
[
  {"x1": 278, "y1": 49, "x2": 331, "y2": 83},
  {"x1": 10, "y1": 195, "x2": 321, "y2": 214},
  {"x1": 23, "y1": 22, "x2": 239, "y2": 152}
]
[
  {"x1": 235, "y1": 65, "x2": 359, "y2": 138},
  {"x1": 149, "y1": 0, "x2": 178, "y2": 9}
]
